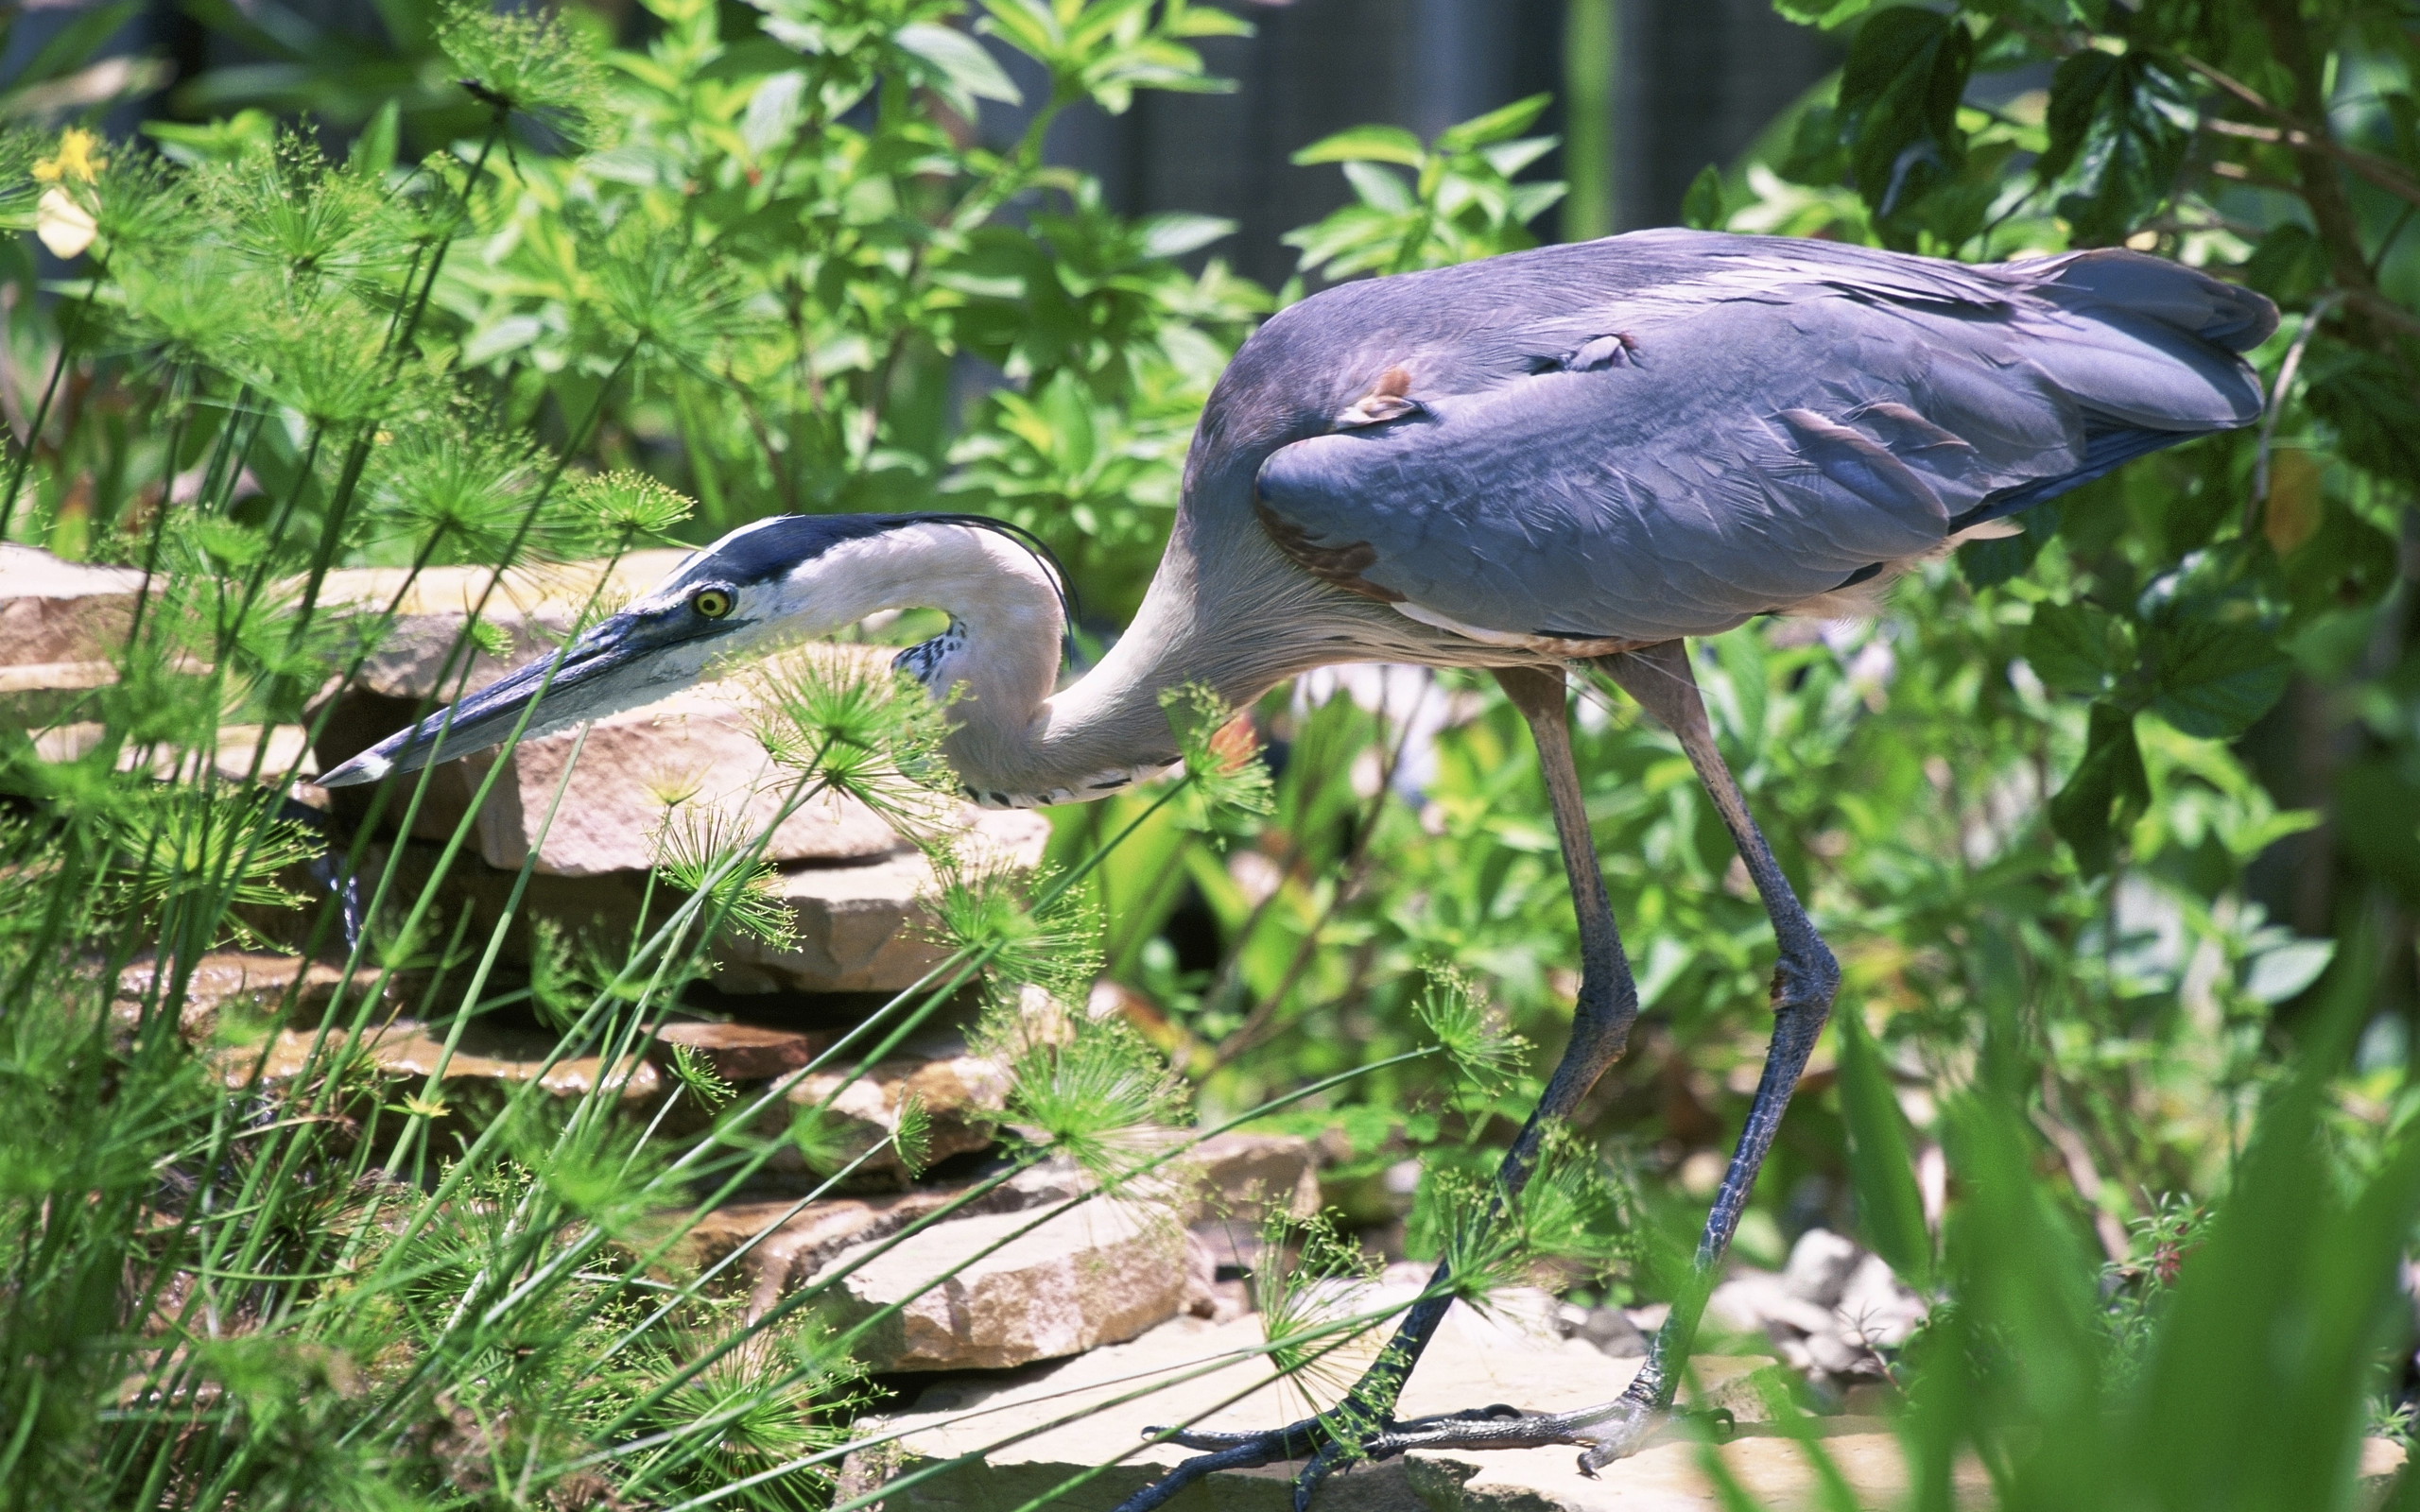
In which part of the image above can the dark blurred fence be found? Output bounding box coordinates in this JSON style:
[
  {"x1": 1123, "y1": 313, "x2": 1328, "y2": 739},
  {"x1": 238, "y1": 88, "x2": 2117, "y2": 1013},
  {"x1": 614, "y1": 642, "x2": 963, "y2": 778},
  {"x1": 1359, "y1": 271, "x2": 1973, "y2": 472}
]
[{"x1": 1028, "y1": 0, "x2": 1836, "y2": 286}]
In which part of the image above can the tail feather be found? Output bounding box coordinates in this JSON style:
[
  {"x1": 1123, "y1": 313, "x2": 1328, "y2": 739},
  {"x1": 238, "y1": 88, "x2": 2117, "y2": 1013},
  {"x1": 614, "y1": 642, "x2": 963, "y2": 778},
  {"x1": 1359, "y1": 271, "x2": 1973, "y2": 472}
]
[
  {"x1": 2020, "y1": 247, "x2": 2281, "y2": 352},
  {"x1": 1945, "y1": 253, "x2": 2276, "y2": 467}
]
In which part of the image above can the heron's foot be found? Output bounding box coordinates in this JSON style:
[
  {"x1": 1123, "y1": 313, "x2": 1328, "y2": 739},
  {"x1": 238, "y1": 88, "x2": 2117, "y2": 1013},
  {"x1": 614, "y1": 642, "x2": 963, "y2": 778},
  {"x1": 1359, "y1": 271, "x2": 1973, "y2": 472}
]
[
  {"x1": 1114, "y1": 1402, "x2": 1524, "y2": 1512},
  {"x1": 1117, "y1": 1383, "x2": 1721, "y2": 1511},
  {"x1": 1326, "y1": 1379, "x2": 1706, "y2": 1483}
]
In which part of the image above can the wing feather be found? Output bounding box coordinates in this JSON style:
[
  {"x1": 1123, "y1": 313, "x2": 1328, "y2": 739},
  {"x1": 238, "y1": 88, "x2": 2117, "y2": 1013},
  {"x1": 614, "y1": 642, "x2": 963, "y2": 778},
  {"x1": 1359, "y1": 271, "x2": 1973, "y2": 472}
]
[{"x1": 1249, "y1": 231, "x2": 2273, "y2": 644}]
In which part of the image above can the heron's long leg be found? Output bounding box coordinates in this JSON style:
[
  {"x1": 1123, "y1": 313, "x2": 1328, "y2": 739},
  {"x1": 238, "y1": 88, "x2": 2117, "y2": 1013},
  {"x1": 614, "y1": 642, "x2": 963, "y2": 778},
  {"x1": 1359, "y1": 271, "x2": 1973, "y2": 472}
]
[
  {"x1": 1110, "y1": 664, "x2": 1643, "y2": 1512},
  {"x1": 1586, "y1": 641, "x2": 1840, "y2": 1451},
  {"x1": 1272, "y1": 641, "x2": 1843, "y2": 1478}
]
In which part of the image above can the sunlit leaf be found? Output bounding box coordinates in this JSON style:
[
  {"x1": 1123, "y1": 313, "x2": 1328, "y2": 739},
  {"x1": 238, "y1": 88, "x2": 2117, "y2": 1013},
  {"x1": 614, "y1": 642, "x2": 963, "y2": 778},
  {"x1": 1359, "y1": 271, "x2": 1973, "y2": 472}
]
[
  {"x1": 1680, "y1": 163, "x2": 1728, "y2": 231},
  {"x1": 2039, "y1": 48, "x2": 2194, "y2": 247},
  {"x1": 896, "y1": 23, "x2": 1025, "y2": 114},
  {"x1": 1834, "y1": 1005, "x2": 1931, "y2": 1287},
  {"x1": 1291, "y1": 124, "x2": 1426, "y2": 168},
  {"x1": 1834, "y1": 7, "x2": 1971, "y2": 240},
  {"x1": 2048, "y1": 700, "x2": 2149, "y2": 877},
  {"x1": 2023, "y1": 601, "x2": 2133, "y2": 699},
  {"x1": 2143, "y1": 618, "x2": 2290, "y2": 739}
]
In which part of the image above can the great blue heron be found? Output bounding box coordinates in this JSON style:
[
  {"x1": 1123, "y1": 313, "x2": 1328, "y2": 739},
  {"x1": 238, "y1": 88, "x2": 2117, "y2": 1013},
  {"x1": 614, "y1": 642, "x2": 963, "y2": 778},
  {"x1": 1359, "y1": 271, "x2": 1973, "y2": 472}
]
[{"x1": 321, "y1": 229, "x2": 2275, "y2": 1507}]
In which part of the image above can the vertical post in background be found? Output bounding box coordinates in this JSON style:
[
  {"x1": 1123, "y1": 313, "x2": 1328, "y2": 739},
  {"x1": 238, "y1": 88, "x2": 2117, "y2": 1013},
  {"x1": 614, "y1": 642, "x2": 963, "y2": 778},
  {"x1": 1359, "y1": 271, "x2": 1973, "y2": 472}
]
[{"x1": 1562, "y1": 0, "x2": 1617, "y2": 242}]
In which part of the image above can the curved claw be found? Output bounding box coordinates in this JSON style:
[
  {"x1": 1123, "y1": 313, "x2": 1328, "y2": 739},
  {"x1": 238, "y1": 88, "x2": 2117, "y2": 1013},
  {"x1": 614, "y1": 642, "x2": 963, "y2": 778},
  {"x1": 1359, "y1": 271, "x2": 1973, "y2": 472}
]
[
  {"x1": 1389, "y1": 1401, "x2": 1527, "y2": 1432},
  {"x1": 1138, "y1": 1411, "x2": 1328, "y2": 1454},
  {"x1": 1573, "y1": 1391, "x2": 1663, "y2": 1477},
  {"x1": 1290, "y1": 1438, "x2": 1357, "y2": 1512},
  {"x1": 1142, "y1": 1424, "x2": 1269, "y2": 1452}
]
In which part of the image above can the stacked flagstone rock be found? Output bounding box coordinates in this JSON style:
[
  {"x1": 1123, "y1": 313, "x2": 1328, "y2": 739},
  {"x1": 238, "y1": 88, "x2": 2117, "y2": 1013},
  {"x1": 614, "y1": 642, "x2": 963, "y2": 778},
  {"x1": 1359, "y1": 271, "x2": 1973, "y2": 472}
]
[{"x1": 8, "y1": 542, "x2": 1319, "y2": 1378}]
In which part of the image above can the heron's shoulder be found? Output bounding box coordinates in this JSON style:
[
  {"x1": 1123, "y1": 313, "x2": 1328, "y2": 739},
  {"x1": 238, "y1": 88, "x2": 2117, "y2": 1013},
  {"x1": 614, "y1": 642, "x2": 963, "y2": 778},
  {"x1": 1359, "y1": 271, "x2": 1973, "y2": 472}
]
[{"x1": 1218, "y1": 232, "x2": 2044, "y2": 405}]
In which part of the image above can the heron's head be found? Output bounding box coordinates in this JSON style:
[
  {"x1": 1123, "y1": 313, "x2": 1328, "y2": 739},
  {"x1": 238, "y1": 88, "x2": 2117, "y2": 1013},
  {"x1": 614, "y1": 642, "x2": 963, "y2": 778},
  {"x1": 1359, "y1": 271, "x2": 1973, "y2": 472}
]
[{"x1": 318, "y1": 512, "x2": 1066, "y2": 790}]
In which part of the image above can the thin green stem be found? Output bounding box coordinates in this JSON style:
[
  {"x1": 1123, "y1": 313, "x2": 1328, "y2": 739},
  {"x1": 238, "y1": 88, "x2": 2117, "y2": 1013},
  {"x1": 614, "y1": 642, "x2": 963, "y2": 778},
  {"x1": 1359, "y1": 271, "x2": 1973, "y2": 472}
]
[{"x1": 0, "y1": 251, "x2": 109, "y2": 542}]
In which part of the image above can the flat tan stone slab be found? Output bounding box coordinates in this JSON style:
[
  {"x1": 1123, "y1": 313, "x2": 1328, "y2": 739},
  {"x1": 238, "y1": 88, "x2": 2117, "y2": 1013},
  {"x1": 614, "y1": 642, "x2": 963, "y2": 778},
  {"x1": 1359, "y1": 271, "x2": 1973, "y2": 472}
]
[
  {"x1": 246, "y1": 1019, "x2": 661, "y2": 1104},
  {"x1": 320, "y1": 551, "x2": 692, "y2": 702},
  {"x1": 1184, "y1": 1131, "x2": 1322, "y2": 1224},
  {"x1": 812, "y1": 1199, "x2": 1189, "y2": 1372},
  {"x1": 373, "y1": 805, "x2": 1049, "y2": 994},
  {"x1": 681, "y1": 1160, "x2": 1092, "y2": 1313},
  {"x1": 114, "y1": 952, "x2": 390, "y2": 1040},
  {"x1": 851, "y1": 1293, "x2": 2408, "y2": 1510},
  {"x1": 0, "y1": 544, "x2": 143, "y2": 676},
  {"x1": 763, "y1": 1033, "x2": 1010, "y2": 1180},
  {"x1": 452, "y1": 681, "x2": 903, "y2": 875},
  {"x1": 653, "y1": 1020, "x2": 832, "y2": 1081},
  {"x1": 306, "y1": 551, "x2": 689, "y2": 841},
  {"x1": 38, "y1": 722, "x2": 318, "y2": 783},
  {"x1": 667, "y1": 807, "x2": 1049, "y2": 994},
  {"x1": 0, "y1": 547, "x2": 685, "y2": 704},
  {"x1": 841, "y1": 1287, "x2": 1928, "y2": 1512}
]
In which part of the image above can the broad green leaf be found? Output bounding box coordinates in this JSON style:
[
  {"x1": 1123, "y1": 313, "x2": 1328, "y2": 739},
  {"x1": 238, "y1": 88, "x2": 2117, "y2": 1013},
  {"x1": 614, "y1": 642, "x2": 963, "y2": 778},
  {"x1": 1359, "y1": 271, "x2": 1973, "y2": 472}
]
[
  {"x1": 2278, "y1": 494, "x2": 2398, "y2": 622},
  {"x1": 349, "y1": 98, "x2": 400, "y2": 178},
  {"x1": 974, "y1": 0, "x2": 1061, "y2": 62},
  {"x1": 1835, "y1": 7, "x2": 1971, "y2": 238},
  {"x1": 2143, "y1": 618, "x2": 2290, "y2": 738},
  {"x1": 461, "y1": 315, "x2": 546, "y2": 369},
  {"x1": 1778, "y1": 102, "x2": 1851, "y2": 188},
  {"x1": 1834, "y1": 1005, "x2": 1932, "y2": 1287},
  {"x1": 1680, "y1": 163, "x2": 1727, "y2": 231},
  {"x1": 1137, "y1": 213, "x2": 1235, "y2": 258},
  {"x1": 1506, "y1": 180, "x2": 1568, "y2": 225},
  {"x1": 2039, "y1": 48, "x2": 2194, "y2": 246},
  {"x1": 2048, "y1": 700, "x2": 2148, "y2": 877},
  {"x1": 2022, "y1": 600, "x2": 2132, "y2": 698},
  {"x1": 1167, "y1": 0, "x2": 1254, "y2": 38},
  {"x1": 1434, "y1": 93, "x2": 1553, "y2": 152},
  {"x1": 1340, "y1": 160, "x2": 1416, "y2": 214},
  {"x1": 2243, "y1": 938, "x2": 2334, "y2": 1004},
  {"x1": 1773, "y1": 0, "x2": 1877, "y2": 26},
  {"x1": 1478, "y1": 134, "x2": 1558, "y2": 179},
  {"x1": 741, "y1": 70, "x2": 808, "y2": 158},
  {"x1": 2242, "y1": 222, "x2": 2328, "y2": 305},
  {"x1": 2305, "y1": 343, "x2": 2420, "y2": 490},
  {"x1": 1292, "y1": 124, "x2": 1426, "y2": 168},
  {"x1": 897, "y1": 23, "x2": 1024, "y2": 112}
]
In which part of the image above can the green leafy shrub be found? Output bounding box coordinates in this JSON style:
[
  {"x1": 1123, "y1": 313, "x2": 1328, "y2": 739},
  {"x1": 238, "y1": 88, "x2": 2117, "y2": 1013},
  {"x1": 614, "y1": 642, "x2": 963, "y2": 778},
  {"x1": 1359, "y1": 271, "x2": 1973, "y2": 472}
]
[{"x1": 6, "y1": 0, "x2": 2420, "y2": 1505}]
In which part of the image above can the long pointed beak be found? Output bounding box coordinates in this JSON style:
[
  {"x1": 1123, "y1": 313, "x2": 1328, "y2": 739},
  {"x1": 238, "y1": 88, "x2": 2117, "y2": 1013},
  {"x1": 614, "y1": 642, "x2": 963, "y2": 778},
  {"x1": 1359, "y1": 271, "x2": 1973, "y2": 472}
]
[{"x1": 318, "y1": 615, "x2": 661, "y2": 789}]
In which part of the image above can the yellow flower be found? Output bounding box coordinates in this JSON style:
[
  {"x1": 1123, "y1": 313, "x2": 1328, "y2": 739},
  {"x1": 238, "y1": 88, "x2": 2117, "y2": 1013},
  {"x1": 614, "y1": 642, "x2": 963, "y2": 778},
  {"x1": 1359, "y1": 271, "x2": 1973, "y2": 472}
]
[{"x1": 32, "y1": 128, "x2": 106, "y2": 185}]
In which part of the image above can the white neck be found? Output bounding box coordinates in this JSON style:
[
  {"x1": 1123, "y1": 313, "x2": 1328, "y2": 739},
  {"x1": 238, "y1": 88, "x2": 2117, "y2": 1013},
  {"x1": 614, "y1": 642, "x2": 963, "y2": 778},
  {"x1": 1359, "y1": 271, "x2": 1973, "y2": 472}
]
[
  {"x1": 751, "y1": 516, "x2": 1450, "y2": 806},
  {"x1": 742, "y1": 522, "x2": 1148, "y2": 805}
]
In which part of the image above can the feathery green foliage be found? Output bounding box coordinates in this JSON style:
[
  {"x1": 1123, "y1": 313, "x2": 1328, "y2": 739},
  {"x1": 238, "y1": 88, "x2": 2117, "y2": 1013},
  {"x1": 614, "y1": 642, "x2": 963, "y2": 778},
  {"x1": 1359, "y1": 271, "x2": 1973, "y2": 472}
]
[
  {"x1": 0, "y1": 6, "x2": 1308, "y2": 1508},
  {"x1": 656, "y1": 806, "x2": 800, "y2": 951},
  {"x1": 6, "y1": 0, "x2": 2420, "y2": 1505}
]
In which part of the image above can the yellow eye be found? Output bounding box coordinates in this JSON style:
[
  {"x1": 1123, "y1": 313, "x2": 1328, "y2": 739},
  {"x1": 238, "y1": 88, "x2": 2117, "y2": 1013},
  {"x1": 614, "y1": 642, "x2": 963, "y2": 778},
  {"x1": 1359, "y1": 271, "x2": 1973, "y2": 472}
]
[{"x1": 691, "y1": 587, "x2": 734, "y2": 620}]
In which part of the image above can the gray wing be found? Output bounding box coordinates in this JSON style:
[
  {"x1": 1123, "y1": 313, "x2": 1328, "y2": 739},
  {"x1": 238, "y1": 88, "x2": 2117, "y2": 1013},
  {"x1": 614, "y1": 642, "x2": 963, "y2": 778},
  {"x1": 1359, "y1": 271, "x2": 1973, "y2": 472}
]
[{"x1": 1252, "y1": 231, "x2": 2275, "y2": 644}]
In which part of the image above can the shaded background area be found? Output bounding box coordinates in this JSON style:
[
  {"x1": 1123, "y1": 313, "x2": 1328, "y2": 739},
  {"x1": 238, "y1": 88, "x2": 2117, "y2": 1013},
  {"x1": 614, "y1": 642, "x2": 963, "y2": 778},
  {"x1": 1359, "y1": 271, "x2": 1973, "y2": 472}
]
[
  {"x1": 1033, "y1": 0, "x2": 1833, "y2": 284},
  {"x1": 6, "y1": 0, "x2": 1836, "y2": 283}
]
